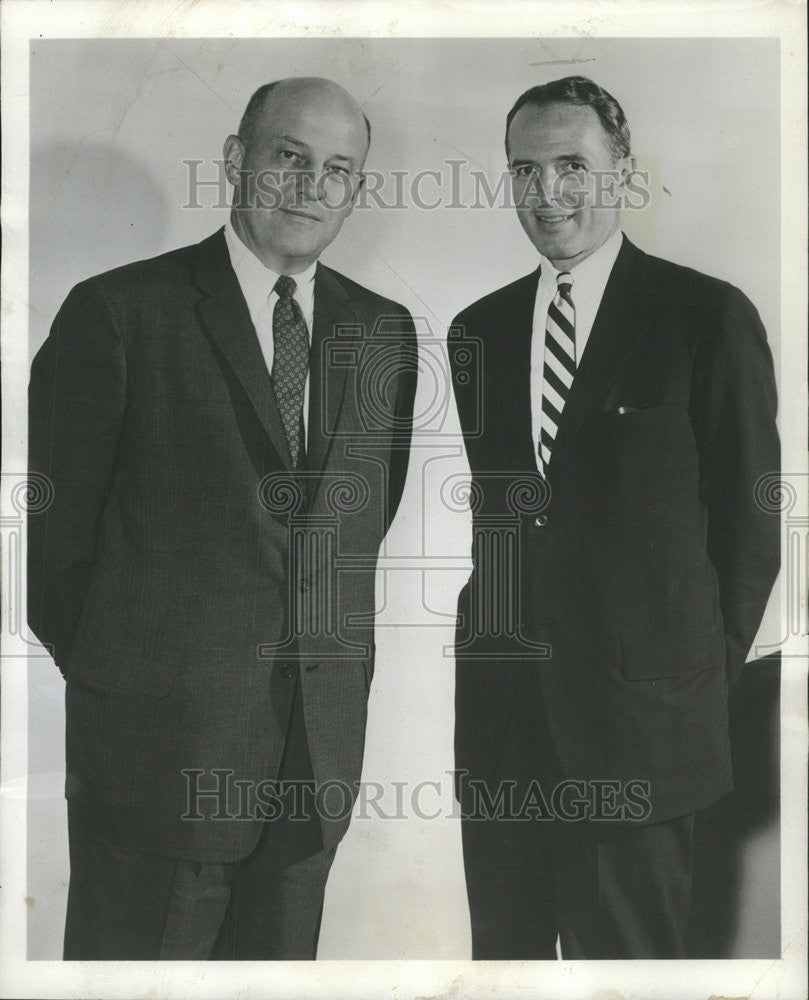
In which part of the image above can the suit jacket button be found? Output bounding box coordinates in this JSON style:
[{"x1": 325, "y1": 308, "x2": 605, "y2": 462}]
[
  {"x1": 534, "y1": 514, "x2": 548, "y2": 527},
  {"x1": 280, "y1": 663, "x2": 296, "y2": 678},
  {"x1": 299, "y1": 578, "x2": 310, "y2": 592}
]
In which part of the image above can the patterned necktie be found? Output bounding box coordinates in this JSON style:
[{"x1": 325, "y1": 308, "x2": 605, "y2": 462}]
[
  {"x1": 271, "y1": 275, "x2": 309, "y2": 468},
  {"x1": 539, "y1": 270, "x2": 576, "y2": 473}
]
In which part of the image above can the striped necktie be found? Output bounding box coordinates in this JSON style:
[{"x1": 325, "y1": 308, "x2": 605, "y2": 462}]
[
  {"x1": 539, "y1": 270, "x2": 576, "y2": 473},
  {"x1": 271, "y1": 275, "x2": 309, "y2": 468}
]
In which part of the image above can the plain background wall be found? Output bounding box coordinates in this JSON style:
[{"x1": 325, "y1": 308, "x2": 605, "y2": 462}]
[{"x1": 26, "y1": 36, "x2": 781, "y2": 959}]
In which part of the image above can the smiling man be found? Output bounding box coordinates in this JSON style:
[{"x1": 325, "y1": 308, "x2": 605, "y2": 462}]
[
  {"x1": 450, "y1": 76, "x2": 780, "y2": 959},
  {"x1": 28, "y1": 77, "x2": 417, "y2": 960}
]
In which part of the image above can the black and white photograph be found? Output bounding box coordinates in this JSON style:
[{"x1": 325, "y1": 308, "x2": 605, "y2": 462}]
[{"x1": 1, "y1": 3, "x2": 806, "y2": 999}]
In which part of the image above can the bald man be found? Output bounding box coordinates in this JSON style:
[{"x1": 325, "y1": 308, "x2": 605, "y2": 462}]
[{"x1": 28, "y1": 78, "x2": 417, "y2": 959}]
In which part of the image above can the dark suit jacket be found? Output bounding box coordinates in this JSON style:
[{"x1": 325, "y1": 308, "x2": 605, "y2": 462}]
[
  {"x1": 450, "y1": 236, "x2": 780, "y2": 824},
  {"x1": 28, "y1": 228, "x2": 417, "y2": 862}
]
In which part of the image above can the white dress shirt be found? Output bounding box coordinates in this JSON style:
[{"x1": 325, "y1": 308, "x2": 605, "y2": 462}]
[
  {"x1": 530, "y1": 229, "x2": 624, "y2": 472},
  {"x1": 224, "y1": 221, "x2": 316, "y2": 437}
]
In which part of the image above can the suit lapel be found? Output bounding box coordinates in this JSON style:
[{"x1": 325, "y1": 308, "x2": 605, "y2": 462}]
[
  {"x1": 498, "y1": 269, "x2": 541, "y2": 464},
  {"x1": 307, "y1": 263, "x2": 358, "y2": 501},
  {"x1": 192, "y1": 230, "x2": 293, "y2": 468},
  {"x1": 549, "y1": 238, "x2": 659, "y2": 463},
  {"x1": 499, "y1": 269, "x2": 541, "y2": 401}
]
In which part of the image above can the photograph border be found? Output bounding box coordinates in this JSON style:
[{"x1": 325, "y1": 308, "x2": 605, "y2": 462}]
[{"x1": 2, "y1": 3, "x2": 806, "y2": 999}]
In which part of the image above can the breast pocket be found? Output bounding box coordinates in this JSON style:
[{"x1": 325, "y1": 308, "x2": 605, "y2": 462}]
[{"x1": 582, "y1": 404, "x2": 699, "y2": 507}]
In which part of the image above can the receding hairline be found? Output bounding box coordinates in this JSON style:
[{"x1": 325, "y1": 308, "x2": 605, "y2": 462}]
[
  {"x1": 237, "y1": 79, "x2": 372, "y2": 154},
  {"x1": 504, "y1": 76, "x2": 631, "y2": 162},
  {"x1": 506, "y1": 100, "x2": 612, "y2": 154}
]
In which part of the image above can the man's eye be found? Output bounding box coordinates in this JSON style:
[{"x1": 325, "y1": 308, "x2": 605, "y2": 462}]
[
  {"x1": 564, "y1": 161, "x2": 586, "y2": 173},
  {"x1": 511, "y1": 164, "x2": 534, "y2": 178},
  {"x1": 327, "y1": 164, "x2": 350, "y2": 177},
  {"x1": 279, "y1": 149, "x2": 301, "y2": 164}
]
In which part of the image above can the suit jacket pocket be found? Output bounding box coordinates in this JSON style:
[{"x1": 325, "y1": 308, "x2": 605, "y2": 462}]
[
  {"x1": 68, "y1": 584, "x2": 183, "y2": 697},
  {"x1": 580, "y1": 404, "x2": 699, "y2": 507},
  {"x1": 66, "y1": 547, "x2": 188, "y2": 696},
  {"x1": 620, "y1": 622, "x2": 726, "y2": 681},
  {"x1": 66, "y1": 639, "x2": 183, "y2": 698}
]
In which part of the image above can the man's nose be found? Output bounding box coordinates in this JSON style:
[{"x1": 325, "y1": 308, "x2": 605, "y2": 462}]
[
  {"x1": 537, "y1": 167, "x2": 557, "y2": 201},
  {"x1": 293, "y1": 169, "x2": 319, "y2": 201},
  {"x1": 521, "y1": 167, "x2": 556, "y2": 206}
]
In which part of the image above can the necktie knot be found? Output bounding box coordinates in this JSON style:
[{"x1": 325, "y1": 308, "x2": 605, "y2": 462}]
[
  {"x1": 556, "y1": 271, "x2": 573, "y2": 295},
  {"x1": 274, "y1": 275, "x2": 297, "y2": 300}
]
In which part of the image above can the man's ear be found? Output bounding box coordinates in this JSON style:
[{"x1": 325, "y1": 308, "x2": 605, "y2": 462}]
[
  {"x1": 616, "y1": 154, "x2": 637, "y2": 190},
  {"x1": 223, "y1": 135, "x2": 245, "y2": 186}
]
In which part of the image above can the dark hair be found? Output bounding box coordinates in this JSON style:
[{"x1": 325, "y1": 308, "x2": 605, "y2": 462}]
[
  {"x1": 505, "y1": 76, "x2": 630, "y2": 161},
  {"x1": 237, "y1": 81, "x2": 372, "y2": 150}
]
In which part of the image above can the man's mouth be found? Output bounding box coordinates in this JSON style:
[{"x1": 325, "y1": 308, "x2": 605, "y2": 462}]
[
  {"x1": 281, "y1": 208, "x2": 321, "y2": 222},
  {"x1": 534, "y1": 212, "x2": 574, "y2": 225}
]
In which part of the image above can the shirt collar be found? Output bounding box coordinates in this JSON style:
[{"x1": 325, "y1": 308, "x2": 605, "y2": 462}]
[
  {"x1": 224, "y1": 220, "x2": 317, "y2": 321},
  {"x1": 537, "y1": 228, "x2": 623, "y2": 289}
]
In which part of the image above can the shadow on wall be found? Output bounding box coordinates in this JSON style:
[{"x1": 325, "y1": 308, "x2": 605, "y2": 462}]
[
  {"x1": 688, "y1": 652, "x2": 781, "y2": 957},
  {"x1": 29, "y1": 141, "x2": 170, "y2": 353}
]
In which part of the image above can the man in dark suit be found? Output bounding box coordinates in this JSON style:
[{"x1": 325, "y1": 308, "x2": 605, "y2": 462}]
[
  {"x1": 28, "y1": 76, "x2": 416, "y2": 960},
  {"x1": 450, "y1": 76, "x2": 779, "y2": 959}
]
